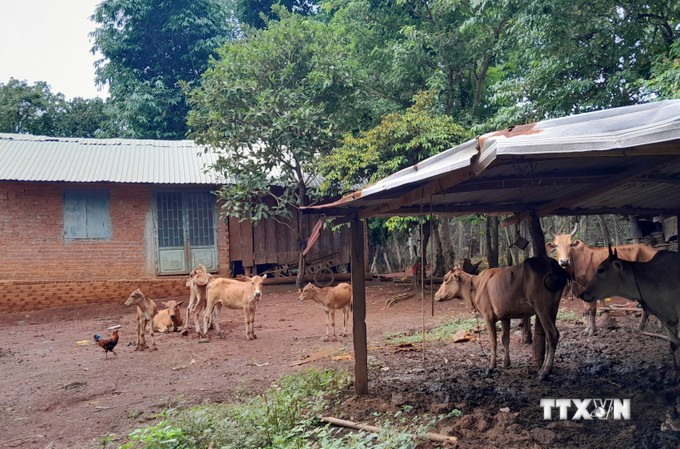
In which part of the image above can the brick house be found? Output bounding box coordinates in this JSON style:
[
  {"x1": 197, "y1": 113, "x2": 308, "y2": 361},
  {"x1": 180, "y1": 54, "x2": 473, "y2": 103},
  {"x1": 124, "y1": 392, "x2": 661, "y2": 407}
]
[
  {"x1": 0, "y1": 133, "x2": 351, "y2": 313},
  {"x1": 0, "y1": 134, "x2": 229, "y2": 312}
]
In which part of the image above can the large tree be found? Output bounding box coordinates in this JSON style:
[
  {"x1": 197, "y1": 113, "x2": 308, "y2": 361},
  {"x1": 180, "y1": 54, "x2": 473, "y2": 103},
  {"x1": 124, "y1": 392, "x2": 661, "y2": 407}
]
[
  {"x1": 0, "y1": 79, "x2": 64, "y2": 135},
  {"x1": 91, "y1": 0, "x2": 236, "y2": 139},
  {"x1": 485, "y1": 0, "x2": 679, "y2": 128},
  {"x1": 187, "y1": 9, "x2": 361, "y2": 287}
]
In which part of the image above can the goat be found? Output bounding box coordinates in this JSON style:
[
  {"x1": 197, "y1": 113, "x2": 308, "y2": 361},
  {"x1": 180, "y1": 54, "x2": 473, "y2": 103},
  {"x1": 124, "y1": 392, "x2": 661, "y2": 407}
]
[
  {"x1": 203, "y1": 276, "x2": 264, "y2": 340},
  {"x1": 153, "y1": 300, "x2": 184, "y2": 333},
  {"x1": 183, "y1": 265, "x2": 214, "y2": 336},
  {"x1": 124, "y1": 288, "x2": 158, "y2": 351},
  {"x1": 299, "y1": 282, "x2": 353, "y2": 341}
]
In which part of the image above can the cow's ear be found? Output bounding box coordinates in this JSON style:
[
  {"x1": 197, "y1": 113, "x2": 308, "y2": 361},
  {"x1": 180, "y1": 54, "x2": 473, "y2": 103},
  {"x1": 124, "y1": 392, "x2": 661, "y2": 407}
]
[
  {"x1": 177, "y1": 301, "x2": 183, "y2": 306},
  {"x1": 453, "y1": 273, "x2": 460, "y2": 282},
  {"x1": 570, "y1": 239, "x2": 581, "y2": 247},
  {"x1": 546, "y1": 242, "x2": 556, "y2": 252}
]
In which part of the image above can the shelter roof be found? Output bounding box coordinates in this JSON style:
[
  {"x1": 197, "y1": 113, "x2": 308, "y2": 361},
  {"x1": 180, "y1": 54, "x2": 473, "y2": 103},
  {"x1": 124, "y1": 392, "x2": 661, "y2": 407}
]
[{"x1": 305, "y1": 100, "x2": 680, "y2": 222}]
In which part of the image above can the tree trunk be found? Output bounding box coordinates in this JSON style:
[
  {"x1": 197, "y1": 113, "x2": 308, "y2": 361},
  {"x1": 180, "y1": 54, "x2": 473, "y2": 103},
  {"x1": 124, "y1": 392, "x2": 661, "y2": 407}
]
[
  {"x1": 393, "y1": 238, "x2": 404, "y2": 271},
  {"x1": 597, "y1": 215, "x2": 610, "y2": 245},
  {"x1": 439, "y1": 218, "x2": 455, "y2": 271},
  {"x1": 421, "y1": 221, "x2": 431, "y2": 276},
  {"x1": 432, "y1": 219, "x2": 445, "y2": 277},
  {"x1": 485, "y1": 215, "x2": 499, "y2": 268},
  {"x1": 382, "y1": 247, "x2": 393, "y2": 273}
]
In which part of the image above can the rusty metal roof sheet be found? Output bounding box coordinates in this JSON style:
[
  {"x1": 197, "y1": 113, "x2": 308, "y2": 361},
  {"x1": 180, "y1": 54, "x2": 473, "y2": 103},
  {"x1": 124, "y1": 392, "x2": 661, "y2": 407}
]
[
  {"x1": 0, "y1": 134, "x2": 225, "y2": 184},
  {"x1": 305, "y1": 100, "x2": 680, "y2": 218}
]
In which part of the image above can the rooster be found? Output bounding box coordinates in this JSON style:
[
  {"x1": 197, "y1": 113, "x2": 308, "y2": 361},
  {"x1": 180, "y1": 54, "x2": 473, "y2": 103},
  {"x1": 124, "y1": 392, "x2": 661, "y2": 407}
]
[{"x1": 93, "y1": 330, "x2": 119, "y2": 359}]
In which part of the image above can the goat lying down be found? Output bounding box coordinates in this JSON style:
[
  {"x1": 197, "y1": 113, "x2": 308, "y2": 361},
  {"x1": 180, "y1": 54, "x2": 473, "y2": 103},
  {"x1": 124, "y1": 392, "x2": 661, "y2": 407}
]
[{"x1": 153, "y1": 300, "x2": 183, "y2": 333}]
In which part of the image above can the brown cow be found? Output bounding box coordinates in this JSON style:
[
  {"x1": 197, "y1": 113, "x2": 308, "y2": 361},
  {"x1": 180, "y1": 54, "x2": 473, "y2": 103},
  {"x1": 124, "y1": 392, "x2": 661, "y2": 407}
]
[
  {"x1": 299, "y1": 282, "x2": 353, "y2": 341},
  {"x1": 203, "y1": 276, "x2": 264, "y2": 340},
  {"x1": 546, "y1": 224, "x2": 657, "y2": 335},
  {"x1": 434, "y1": 256, "x2": 568, "y2": 379},
  {"x1": 124, "y1": 288, "x2": 158, "y2": 350},
  {"x1": 581, "y1": 249, "x2": 680, "y2": 381},
  {"x1": 153, "y1": 300, "x2": 184, "y2": 333},
  {"x1": 183, "y1": 265, "x2": 214, "y2": 336}
]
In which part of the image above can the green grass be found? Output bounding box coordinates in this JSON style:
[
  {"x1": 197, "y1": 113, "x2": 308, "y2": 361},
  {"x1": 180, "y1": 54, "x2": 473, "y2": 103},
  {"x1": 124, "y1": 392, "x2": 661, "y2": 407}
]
[
  {"x1": 557, "y1": 308, "x2": 580, "y2": 323},
  {"x1": 113, "y1": 367, "x2": 460, "y2": 449},
  {"x1": 384, "y1": 318, "x2": 478, "y2": 345}
]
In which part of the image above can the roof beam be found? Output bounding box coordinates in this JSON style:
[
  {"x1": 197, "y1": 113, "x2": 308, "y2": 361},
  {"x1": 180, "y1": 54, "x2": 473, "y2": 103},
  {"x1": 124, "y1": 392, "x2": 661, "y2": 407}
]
[{"x1": 501, "y1": 156, "x2": 674, "y2": 226}]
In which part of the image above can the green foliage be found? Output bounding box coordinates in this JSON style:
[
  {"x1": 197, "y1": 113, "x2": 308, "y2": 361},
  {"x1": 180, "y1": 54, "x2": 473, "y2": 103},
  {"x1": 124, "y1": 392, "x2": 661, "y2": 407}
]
[
  {"x1": 0, "y1": 79, "x2": 65, "y2": 135},
  {"x1": 384, "y1": 318, "x2": 478, "y2": 345},
  {"x1": 91, "y1": 0, "x2": 235, "y2": 139},
  {"x1": 0, "y1": 79, "x2": 106, "y2": 137},
  {"x1": 644, "y1": 39, "x2": 680, "y2": 99},
  {"x1": 320, "y1": 91, "x2": 469, "y2": 197},
  {"x1": 117, "y1": 367, "x2": 462, "y2": 449},
  {"x1": 484, "y1": 0, "x2": 679, "y2": 128},
  {"x1": 117, "y1": 368, "x2": 351, "y2": 449},
  {"x1": 188, "y1": 9, "x2": 362, "y2": 222},
  {"x1": 236, "y1": 0, "x2": 317, "y2": 29}
]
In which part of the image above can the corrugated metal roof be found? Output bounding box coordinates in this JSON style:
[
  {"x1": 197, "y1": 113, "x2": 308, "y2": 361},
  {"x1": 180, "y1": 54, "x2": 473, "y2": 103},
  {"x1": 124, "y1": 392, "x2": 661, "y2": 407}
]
[
  {"x1": 305, "y1": 100, "x2": 680, "y2": 218},
  {"x1": 0, "y1": 134, "x2": 225, "y2": 184}
]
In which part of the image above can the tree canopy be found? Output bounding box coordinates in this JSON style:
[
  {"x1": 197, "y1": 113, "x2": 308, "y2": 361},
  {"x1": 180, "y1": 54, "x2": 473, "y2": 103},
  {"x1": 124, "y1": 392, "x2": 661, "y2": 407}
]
[
  {"x1": 0, "y1": 79, "x2": 106, "y2": 137},
  {"x1": 188, "y1": 9, "x2": 362, "y2": 220},
  {"x1": 91, "y1": 0, "x2": 236, "y2": 139}
]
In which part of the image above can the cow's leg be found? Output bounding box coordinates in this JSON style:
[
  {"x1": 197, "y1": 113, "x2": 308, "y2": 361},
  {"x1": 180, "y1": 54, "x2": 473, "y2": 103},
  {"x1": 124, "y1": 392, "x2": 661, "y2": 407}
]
[
  {"x1": 341, "y1": 306, "x2": 349, "y2": 337},
  {"x1": 203, "y1": 302, "x2": 214, "y2": 338},
  {"x1": 485, "y1": 318, "x2": 498, "y2": 370},
  {"x1": 330, "y1": 309, "x2": 338, "y2": 341},
  {"x1": 535, "y1": 303, "x2": 560, "y2": 380},
  {"x1": 322, "y1": 310, "x2": 331, "y2": 341},
  {"x1": 583, "y1": 300, "x2": 597, "y2": 336},
  {"x1": 250, "y1": 306, "x2": 257, "y2": 339},
  {"x1": 137, "y1": 316, "x2": 146, "y2": 350},
  {"x1": 521, "y1": 318, "x2": 532, "y2": 344},
  {"x1": 500, "y1": 319, "x2": 511, "y2": 368},
  {"x1": 148, "y1": 319, "x2": 157, "y2": 350}
]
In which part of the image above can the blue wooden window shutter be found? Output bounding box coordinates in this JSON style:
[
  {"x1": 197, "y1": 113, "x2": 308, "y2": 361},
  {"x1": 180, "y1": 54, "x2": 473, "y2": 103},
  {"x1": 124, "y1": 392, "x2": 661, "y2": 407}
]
[{"x1": 64, "y1": 191, "x2": 111, "y2": 239}]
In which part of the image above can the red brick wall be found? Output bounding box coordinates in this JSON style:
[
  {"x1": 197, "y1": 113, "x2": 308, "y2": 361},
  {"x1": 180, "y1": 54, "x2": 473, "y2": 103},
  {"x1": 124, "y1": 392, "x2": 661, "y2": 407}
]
[{"x1": 0, "y1": 182, "x2": 230, "y2": 312}]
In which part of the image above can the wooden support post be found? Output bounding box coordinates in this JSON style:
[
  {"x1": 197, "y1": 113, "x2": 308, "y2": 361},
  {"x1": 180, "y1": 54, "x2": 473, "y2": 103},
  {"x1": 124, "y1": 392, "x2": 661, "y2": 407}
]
[
  {"x1": 351, "y1": 216, "x2": 368, "y2": 395},
  {"x1": 528, "y1": 211, "x2": 546, "y2": 367}
]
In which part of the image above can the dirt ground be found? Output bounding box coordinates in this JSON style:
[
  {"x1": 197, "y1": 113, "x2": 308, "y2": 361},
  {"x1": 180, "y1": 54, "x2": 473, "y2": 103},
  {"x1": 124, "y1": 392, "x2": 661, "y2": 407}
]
[{"x1": 1, "y1": 280, "x2": 679, "y2": 449}]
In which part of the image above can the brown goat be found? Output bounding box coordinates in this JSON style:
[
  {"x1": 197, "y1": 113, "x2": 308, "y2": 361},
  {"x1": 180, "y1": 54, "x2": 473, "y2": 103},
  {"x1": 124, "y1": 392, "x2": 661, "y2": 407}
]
[
  {"x1": 204, "y1": 276, "x2": 264, "y2": 340},
  {"x1": 153, "y1": 300, "x2": 184, "y2": 333},
  {"x1": 434, "y1": 256, "x2": 568, "y2": 379},
  {"x1": 183, "y1": 265, "x2": 214, "y2": 336},
  {"x1": 124, "y1": 288, "x2": 158, "y2": 351},
  {"x1": 299, "y1": 282, "x2": 352, "y2": 341}
]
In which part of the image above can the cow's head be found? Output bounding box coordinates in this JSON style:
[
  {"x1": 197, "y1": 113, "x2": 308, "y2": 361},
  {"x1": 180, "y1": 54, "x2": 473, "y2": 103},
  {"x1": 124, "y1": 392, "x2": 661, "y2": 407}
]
[
  {"x1": 580, "y1": 246, "x2": 628, "y2": 302},
  {"x1": 189, "y1": 265, "x2": 212, "y2": 287},
  {"x1": 124, "y1": 288, "x2": 145, "y2": 306},
  {"x1": 250, "y1": 275, "x2": 264, "y2": 300},
  {"x1": 162, "y1": 300, "x2": 183, "y2": 322},
  {"x1": 299, "y1": 282, "x2": 316, "y2": 301},
  {"x1": 546, "y1": 223, "x2": 580, "y2": 269},
  {"x1": 434, "y1": 267, "x2": 469, "y2": 302}
]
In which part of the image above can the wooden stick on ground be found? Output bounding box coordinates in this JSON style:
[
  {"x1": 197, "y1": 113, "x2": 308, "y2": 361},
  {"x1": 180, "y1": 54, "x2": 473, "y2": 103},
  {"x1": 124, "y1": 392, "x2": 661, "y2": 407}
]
[
  {"x1": 642, "y1": 331, "x2": 670, "y2": 341},
  {"x1": 320, "y1": 416, "x2": 458, "y2": 445}
]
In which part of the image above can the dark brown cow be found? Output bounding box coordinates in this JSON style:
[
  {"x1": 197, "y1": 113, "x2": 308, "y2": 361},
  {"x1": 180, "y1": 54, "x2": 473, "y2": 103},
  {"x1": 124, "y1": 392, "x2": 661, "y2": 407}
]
[
  {"x1": 546, "y1": 225, "x2": 657, "y2": 335},
  {"x1": 435, "y1": 256, "x2": 568, "y2": 379},
  {"x1": 581, "y1": 249, "x2": 680, "y2": 380}
]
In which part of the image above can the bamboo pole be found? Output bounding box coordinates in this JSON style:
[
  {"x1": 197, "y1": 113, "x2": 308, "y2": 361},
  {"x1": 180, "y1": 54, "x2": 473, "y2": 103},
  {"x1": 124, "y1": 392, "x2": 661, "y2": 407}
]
[{"x1": 320, "y1": 417, "x2": 458, "y2": 445}]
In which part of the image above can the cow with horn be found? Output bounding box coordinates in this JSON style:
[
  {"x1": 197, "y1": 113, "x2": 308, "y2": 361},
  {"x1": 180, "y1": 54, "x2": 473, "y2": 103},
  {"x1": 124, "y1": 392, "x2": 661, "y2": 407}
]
[{"x1": 546, "y1": 222, "x2": 657, "y2": 335}]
